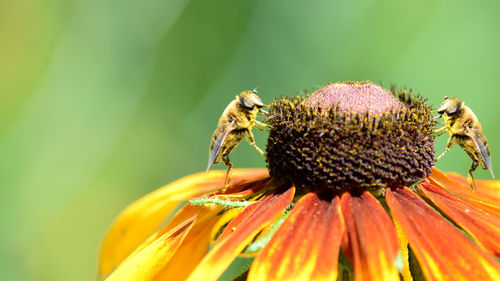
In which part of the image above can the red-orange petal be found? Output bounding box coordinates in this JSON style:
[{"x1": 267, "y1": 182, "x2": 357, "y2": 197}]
[
  {"x1": 99, "y1": 169, "x2": 267, "y2": 277},
  {"x1": 219, "y1": 176, "x2": 274, "y2": 197},
  {"x1": 341, "y1": 191, "x2": 400, "y2": 281},
  {"x1": 248, "y1": 193, "x2": 344, "y2": 281},
  {"x1": 104, "y1": 216, "x2": 195, "y2": 281},
  {"x1": 420, "y1": 181, "x2": 500, "y2": 258},
  {"x1": 430, "y1": 168, "x2": 500, "y2": 214},
  {"x1": 386, "y1": 187, "x2": 500, "y2": 281},
  {"x1": 186, "y1": 186, "x2": 295, "y2": 281}
]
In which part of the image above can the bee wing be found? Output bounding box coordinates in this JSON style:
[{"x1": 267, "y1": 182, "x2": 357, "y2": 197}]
[
  {"x1": 466, "y1": 127, "x2": 495, "y2": 178},
  {"x1": 206, "y1": 120, "x2": 235, "y2": 172}
]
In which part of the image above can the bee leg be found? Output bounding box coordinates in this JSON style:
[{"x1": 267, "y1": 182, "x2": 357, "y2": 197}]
[
  {"x1": 467, "y1": 160, "x2": 479, "y2": 191},
  {"x1": 433, "y1": 126, "x2": 447, "y2": 136},
  {"x1": 255, "y1": 125, "x2": 271, "y2": 132},
  {"x1": 246, "y1": 130, "x2": 266, "y2": 157},
  {"x1": 255, "y1": 120, "x2": 270, "y2": 128},
  {"x1": 259, "y1": 108, "x2": 270, "y2": 114},
  {"x1": 436, "y1": 136, "x2": 455, "y2": 162},
  {"x1": 222, "y1": 156, "x2": 233, "y2": 188},
  {"x1": 255, "y1": 120, "x2": 271, "y2": 131}
]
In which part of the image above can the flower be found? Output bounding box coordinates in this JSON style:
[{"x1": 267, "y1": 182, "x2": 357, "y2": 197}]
[{"x1": 98, "y1": 82, "x2": 500, "y2": 281}]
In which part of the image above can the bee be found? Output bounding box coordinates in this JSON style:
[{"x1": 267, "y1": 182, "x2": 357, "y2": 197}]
[
  {"x1": 206, "y1": 89, "x2": 268, "y2": 186},
  {"x1": 434, "y1": 96, "x2": 495, "y2": 190}
]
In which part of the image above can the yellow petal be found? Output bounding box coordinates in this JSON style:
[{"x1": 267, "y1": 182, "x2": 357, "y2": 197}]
[
  {"x1": 155, "y1": 204, "x2": 242, "y2": 280},
  {"x1": 392, "y1": 216, "x2": 413, "y2": 281},
  {"x1": 98, "y1": 169, "x2": 267, "y2": 277},
  {"x1": 105, "y1": 216, "x2": 195, "y2": 281}
]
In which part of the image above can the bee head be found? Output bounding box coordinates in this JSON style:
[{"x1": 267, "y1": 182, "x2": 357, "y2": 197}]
[
  {"x1": 238, "y1": 90, "x2": 264, "y2": 110},
  {"x1": 437, "y1": 96, "x2": 463, "y2": 116}
]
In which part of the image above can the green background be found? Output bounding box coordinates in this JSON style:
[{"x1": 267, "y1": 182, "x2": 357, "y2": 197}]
[{"x1": 1, "y1": 0, "x2": 499, "y2": 280}]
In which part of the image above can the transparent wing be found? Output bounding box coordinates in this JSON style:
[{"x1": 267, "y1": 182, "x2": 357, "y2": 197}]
[
  {"x1": 206, "y1": 120, "x2": 234, "y2": 171},
  {"x1": 466, "y1": 127, "x2": 495, "y2": 178}
]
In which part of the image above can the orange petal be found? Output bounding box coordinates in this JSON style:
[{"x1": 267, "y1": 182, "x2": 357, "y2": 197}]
[
  {"x1": 99, "y1": 169, "x2": 267, "y2": 277},
  {"x1": 341, "y1": 191, "x2": 400, "y2": 281},
  {"x1": 186, "y1": 186, "x2": 295, "y2": 281},
  {"x1": 104, "y1": 216, "x2": 195, "y2": 281},
  {"x1": 420, "y1": 182, "x2": 500, "y2": 258},
  {"x1": 430, "y1": 168, "x2": 500, "y2": 213},
  {"x1": 474, "y1": 179, "x2": 500, "y2": 200},
  {"x1": 474, "y1": 180, "x2": 500, "y2": 201},
  {"x1": 386, "y1": 187, "x2": 500, "y2": 281},
  {"x1": 248, "y1": 193, "x2": 344, "y2": 281},
  {"x1": 444, "y1": 171, "x2": 500, "y2": 200}
]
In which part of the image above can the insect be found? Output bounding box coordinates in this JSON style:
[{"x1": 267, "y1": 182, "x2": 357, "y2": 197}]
[
  {"x1": 434, "y1": 96, "x2": 495, "y2": 190},
  {"x1": 206, "y1": 89, "x2": 268, "y2": 186}
]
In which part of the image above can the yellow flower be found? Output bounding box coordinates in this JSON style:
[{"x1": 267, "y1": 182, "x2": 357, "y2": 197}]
[{"x1": 98, "y1": 82, "x2": 500, "y2": 281}]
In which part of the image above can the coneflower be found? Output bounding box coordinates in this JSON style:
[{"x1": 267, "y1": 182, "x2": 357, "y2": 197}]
[{"x1": 98, "y1": 82, "x2": 500, "y2": 281}]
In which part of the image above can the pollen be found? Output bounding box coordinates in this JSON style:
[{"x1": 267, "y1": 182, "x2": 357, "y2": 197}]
[{"x1": 265, "y1": 81, "x2": 435, "y2": 193}]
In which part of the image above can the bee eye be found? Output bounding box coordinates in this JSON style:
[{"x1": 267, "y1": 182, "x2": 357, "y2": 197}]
[
  {"x1": 238, "y1": 91, "x2": 264, "y2": 109},
  {"x1": 239, "y1": 96, "x2": 256, "y2": 109},
  {"x1": 251, "y1": 96, "x2": 264, "y2": 108},
  {"x1": 446, "y1": 102, "x2": 462, "y2": 116}
]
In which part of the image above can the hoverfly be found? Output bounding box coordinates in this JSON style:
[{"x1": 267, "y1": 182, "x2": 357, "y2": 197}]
[
  {"x1": 435, "y1": 96, "x2": 495, "y2": 190},
  {"x1": 206, "y1": 89, "x2": 268, "y2": 186}
]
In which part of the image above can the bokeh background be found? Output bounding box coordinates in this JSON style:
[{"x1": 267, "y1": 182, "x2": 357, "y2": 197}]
[{"x1": 1, "y1": 0, "x2": 499, "y2": 280}]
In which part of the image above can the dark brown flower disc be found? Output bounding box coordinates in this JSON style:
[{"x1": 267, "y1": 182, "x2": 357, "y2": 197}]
[{"x1": 265, "y1": 81, "x2": 435, "y2": 193}]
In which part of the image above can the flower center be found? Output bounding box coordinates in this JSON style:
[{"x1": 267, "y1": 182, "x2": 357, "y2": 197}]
[
  {"x1": 265, "y1": 81, "x2": 435, "y2": 193},
  {"x1": 304, "y1": 81, "x2": 406, "y2": 115}
]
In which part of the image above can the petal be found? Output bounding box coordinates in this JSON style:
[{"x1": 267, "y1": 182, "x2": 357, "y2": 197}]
[
  {"x1": 125, "y1": 204, "x2": 203, "y2": 257},
  {"x1": 420, "y1": 181, "x2": 500, "y2": 258},
  {"x1": 186, "y1": 186, "x2": 295, "y2": 281},
  {"x1": 155, "y1": 205, "x2": 242, "y2": 280},
  {"x1": 392, "y1": 218, "x2": 413, "y2": 281},
  {"x1": 430, "y1": 168, "x2": 500, "y2": 213},
  {"x1": 341, "y1": 191, "x2": 400, "y2": 281},
  {"x1": 99, "y1": 169, "x2": 267, "y2": 276},
  {"x1": 386, "y1": 187, "x2": 500, "y2": 281},
  {"x1": 444, "y1": 171, "x2": 500, "y2": 200},
  {"x1": 248, "y1": 193, "x2": 344, "y2": 281},
  {"x1": 474, "y1": 179, "x2": 500, "y2": 200},
  {"x1": 221, "y1": 177, "x2": 274, "y2": 197},
  {"x1": 104, "y1": 216, "x2": 195, "y2": 281}
]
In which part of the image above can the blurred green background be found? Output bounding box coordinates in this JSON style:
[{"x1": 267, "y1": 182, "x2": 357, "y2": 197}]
[{"x1": 1, "y1": 0, "x2": 499, "y2": 280}]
